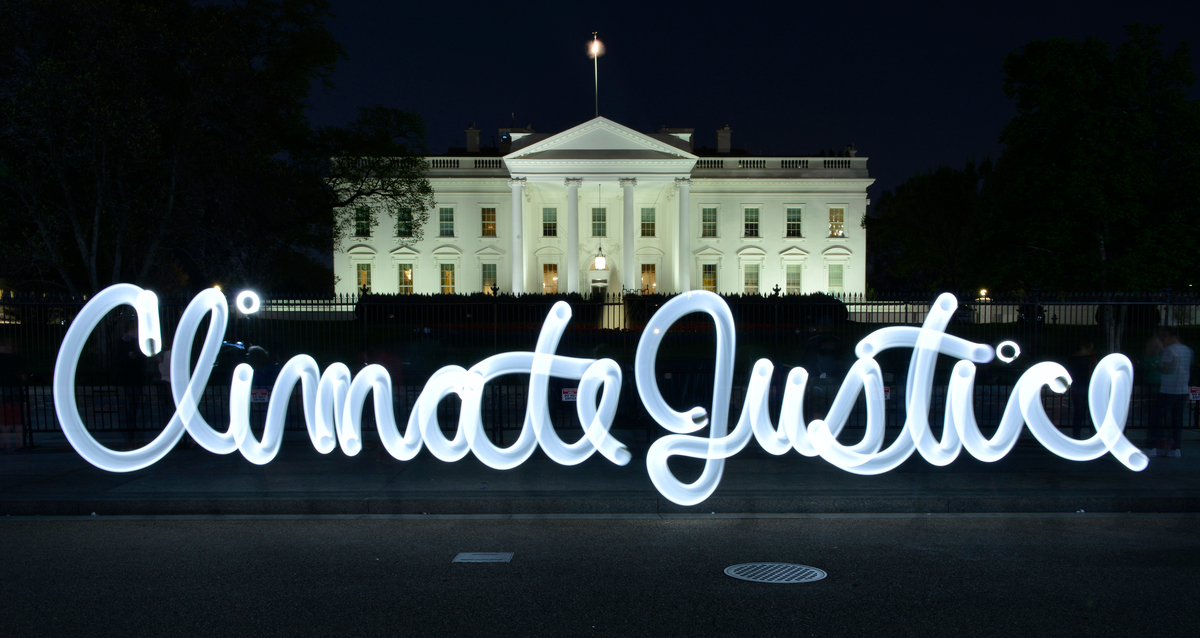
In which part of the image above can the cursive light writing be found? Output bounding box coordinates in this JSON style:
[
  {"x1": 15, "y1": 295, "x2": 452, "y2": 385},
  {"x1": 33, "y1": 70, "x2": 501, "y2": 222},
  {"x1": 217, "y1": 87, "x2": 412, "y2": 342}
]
[{"x1": 53, "y1": 285, "x2": 1145, "y2": 505}]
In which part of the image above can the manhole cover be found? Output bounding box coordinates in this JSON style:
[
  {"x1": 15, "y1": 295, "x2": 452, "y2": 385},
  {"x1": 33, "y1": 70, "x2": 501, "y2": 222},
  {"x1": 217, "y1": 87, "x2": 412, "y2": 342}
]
[
  {"x1": 453, "y1": 552, "x2": 513, "y2": 563},
  {"x1": 724, "y1": 563, "x2": 826, "y2": 584}
]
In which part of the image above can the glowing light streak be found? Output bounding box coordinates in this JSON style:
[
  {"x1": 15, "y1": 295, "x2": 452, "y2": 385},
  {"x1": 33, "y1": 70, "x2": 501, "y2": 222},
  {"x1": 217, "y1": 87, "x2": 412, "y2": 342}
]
[
  {"x1": 53, "y1": 285, "x2": 628, "y2": 473},
  {"x1": 53, "y1": 286, "x2": 1145, "y2": 505},
  {"x1": 996, "y1": 340, "x2": 1020, "y2": 363},
  {"x1": 636, "y1": 292, "x2": 1144, "y2": 505},
  {"x1": 236, "y1": 291, "x2": 261, "y2": 314}
]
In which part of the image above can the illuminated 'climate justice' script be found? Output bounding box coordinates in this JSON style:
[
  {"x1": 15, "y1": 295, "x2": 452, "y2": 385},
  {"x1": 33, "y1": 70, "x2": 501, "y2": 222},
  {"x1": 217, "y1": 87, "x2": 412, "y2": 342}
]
[{"x1": 53, "y1": 285, "x2": 1145, "y2": 506}]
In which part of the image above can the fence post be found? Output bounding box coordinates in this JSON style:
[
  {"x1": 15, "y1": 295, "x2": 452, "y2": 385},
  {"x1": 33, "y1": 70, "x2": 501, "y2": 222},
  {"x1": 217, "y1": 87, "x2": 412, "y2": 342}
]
[
  {"x1": 22, "y1": 378, "x2": 32, "y2": 449},
  {"x1": 491, "y1": 285, "x2": 499, "y2": 355},
  {"x1": 1032, "y1": 286, "x2": 1041, "y2": 359},
  {"x1": 1164, "y1": 286, "x2": 1172, "y2": 328},
  {"x1": 358, "y1": 287, "x2": 367, "y2": 356},
  {"x1": 772, "y1": 284, "x2": 781, "y2": 352}
]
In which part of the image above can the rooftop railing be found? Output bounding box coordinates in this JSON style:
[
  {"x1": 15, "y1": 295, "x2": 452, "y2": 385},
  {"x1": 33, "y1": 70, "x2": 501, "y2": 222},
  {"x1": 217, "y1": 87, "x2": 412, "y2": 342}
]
[
  {"x1": 693, "y1": 157, "x2": 868, "y2": 174},
  {"x1": 420, "y1": 156, "x2": 869, "y2": 176},
  {"x1": 335, "y1": 156, "x2": 869, "y2": 176}
]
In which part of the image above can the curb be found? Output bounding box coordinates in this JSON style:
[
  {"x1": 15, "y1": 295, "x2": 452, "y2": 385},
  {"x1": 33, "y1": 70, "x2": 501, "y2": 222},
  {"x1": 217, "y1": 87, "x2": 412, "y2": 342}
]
[{"x1": 5, "y1": 496, "x2": 1199, "y2": 517}]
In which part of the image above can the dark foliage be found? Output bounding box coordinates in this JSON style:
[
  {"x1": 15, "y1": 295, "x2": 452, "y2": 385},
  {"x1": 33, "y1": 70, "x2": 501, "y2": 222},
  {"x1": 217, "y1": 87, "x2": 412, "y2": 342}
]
[{"x1": 0, "y1": 0, "x2": 431, "y2": 295}]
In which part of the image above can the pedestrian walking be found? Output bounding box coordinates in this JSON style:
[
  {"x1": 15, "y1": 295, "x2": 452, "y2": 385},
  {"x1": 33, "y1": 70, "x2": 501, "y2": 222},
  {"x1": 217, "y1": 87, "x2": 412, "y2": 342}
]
[
  {"x1": 0, "y1": 334, "x2": 27, "y2": 453},
  {"x1": 1143, "y1": 327, "x2": 1193, "y2": 458},
  {"x1": 117, "y1": 320, "x2": 146, "y2": 446}
]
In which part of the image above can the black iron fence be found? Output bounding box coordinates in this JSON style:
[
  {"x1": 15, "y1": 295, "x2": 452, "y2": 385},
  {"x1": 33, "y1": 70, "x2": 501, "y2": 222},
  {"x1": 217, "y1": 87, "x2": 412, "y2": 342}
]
[{"x1": 1, "y1": 289, "x2": 1197, "y2": 449}]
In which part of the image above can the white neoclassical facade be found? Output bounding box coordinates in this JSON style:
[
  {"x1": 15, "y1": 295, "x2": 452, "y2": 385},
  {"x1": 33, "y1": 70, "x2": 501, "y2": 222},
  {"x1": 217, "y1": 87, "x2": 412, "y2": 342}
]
[{"x1": 336, "y1": 117, "x2": 872, "y2": 297}]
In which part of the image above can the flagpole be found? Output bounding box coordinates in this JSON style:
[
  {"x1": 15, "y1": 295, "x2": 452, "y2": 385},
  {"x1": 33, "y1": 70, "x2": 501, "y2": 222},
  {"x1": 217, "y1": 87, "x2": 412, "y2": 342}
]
[{"x1": 589, "y1": 32, "x2": 604, "y2": 119}]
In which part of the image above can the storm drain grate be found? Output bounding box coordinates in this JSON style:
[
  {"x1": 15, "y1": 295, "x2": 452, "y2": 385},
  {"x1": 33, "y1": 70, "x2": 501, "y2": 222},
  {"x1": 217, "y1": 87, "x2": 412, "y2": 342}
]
[
  {"x1": 724, "y1": 563, "x2": 826, "y2": 584},
  {"x1": 453, "y1": 552, "x2": 513, "y2": 563}
]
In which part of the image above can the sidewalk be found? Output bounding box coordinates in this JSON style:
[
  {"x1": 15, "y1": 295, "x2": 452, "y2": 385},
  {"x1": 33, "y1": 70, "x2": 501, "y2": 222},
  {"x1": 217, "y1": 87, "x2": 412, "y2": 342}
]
[{"x1": 3, "y1": 428, "x2": 1199, "y2": 516}]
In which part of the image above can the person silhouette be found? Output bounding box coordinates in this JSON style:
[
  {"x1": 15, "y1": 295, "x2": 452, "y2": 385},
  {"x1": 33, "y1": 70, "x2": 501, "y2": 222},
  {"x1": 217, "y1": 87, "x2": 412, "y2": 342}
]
[{"x1": 1143, "y1": 327, "x2": 1193, "y2": 458}]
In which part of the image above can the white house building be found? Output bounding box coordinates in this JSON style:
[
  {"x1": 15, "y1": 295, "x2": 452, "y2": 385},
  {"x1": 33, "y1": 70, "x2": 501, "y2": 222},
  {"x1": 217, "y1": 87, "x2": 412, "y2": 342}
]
[{"x1": 335, "y1": 117, "x2": 872, "y2": 297}]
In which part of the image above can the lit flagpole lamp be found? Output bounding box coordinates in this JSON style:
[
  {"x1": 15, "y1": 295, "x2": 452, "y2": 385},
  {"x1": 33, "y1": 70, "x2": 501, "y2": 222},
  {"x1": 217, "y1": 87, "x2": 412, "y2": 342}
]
[
  {"x1": 588, "y1": 182, "x2": 610, "y2": 295},
  {"x1": 588, "y1": 32, "x2": 605, "y2": 118}
]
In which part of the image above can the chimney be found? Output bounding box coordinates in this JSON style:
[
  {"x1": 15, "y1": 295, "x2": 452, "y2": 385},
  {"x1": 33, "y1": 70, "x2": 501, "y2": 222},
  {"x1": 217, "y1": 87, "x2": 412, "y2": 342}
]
[
  {"x1": 716, "y1": 124, "x2": 732, "y2": 154},
  {"x1": 465, "y1": 124, "x2": 480, "y2": 153}
]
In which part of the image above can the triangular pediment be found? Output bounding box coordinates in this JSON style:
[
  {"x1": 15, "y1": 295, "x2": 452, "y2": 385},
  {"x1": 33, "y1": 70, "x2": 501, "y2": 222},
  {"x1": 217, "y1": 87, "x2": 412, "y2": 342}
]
[
  {"x1": 390, "y1": 245, "x2": 420, "y2": 257},
  {"x1": 506, "y1": 117, "x2": 697, "y2": 161},
  {"x1": 693, "y1": 246, "x2": 724, "y2": 257},
  {"x1": 779, "y1": 246, "x2": 810, "y2": 258},
  {"x1": 474, "y1": 245, "x2": 505, "y2": 257}
]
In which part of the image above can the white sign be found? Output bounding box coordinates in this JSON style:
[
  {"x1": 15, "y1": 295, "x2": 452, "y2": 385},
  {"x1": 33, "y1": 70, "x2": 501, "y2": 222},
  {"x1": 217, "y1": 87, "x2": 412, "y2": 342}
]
[
  {"x1": 884, "y1": 387, "x2": 891, "y2": 401},
  {"x1": 52, "y1": 285, "x2": 1145, "y2": 506},
  {"x1": 562, "y1": 388, "x2": 578, "y2": 402},
  {"x1": 1191, "y1": 387, "x2": 1200, "y2": 401},
  {"x1": 250, "y1": 389, "x2": 269, "y2": 404}
]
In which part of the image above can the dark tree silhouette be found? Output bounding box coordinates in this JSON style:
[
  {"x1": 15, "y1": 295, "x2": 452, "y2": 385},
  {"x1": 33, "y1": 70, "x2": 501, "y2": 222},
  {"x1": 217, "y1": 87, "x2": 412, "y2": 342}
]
[
  {"x1": 0, "y1": 0, "x2": 433, "y2": 294},
  {"x1": 991, "y1": 23, "x2": 1200, "y2": 292}
]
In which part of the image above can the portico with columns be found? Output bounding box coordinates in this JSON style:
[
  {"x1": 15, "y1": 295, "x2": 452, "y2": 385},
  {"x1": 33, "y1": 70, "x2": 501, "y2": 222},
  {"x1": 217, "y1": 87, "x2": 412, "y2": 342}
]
[{"x1": 336, "y1": 117, "x2": 872, "y2": 298}]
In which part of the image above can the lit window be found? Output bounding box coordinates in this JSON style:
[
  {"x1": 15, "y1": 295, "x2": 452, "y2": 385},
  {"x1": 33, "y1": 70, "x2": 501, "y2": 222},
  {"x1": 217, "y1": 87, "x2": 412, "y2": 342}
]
[
  {"x1": 828, "y1": 264, "x2": 844, "y2": 293},
  {"x1": 702, "y1": 264, "x2": 717, "y2": 292},
  {"x1": 481, "y1": 207, "x2": 496, "y2": 237},
  {"x1": 543, "y1": 264, "x2": 558, "y2": 294},
  {"x1": 396, "y1": 207, "x2": 413, "y2": 237},
  {"x1": 641, "y1": 208, "x2": 655, "y2": 237},
  {"x1": 439, "y1": 207, "x2": 455, "y2": 237},
  {"x1": 701, "y1": 208, "x2": 717, "y2": 237},
  {"x1": 641, "y1": 264, "x2": 656, "y2": 294},
  {"x1": 786, "y1": 264, "x2": 803, "y2": 294},
  {"x1": 440, "y1": 263, "x2": 455, "y2": 294},
  {"x1": 828, "y1": 207, "x2": 845, "y2": 238},
  {"x1": 744, "y1": 208, "x2": 759, "y2": 237},
  {"x1": 354, "y1": 207, "x2": 371, "y2": 237},
  {"x1": 744, "y1": 264, "x2": 759, "y2": 294},
  {"x1": 543, "y1": 208, "x2": 557, "y2": 237},
  {"x1": 398, "y1": 263, "x2": 413, "y2": 294},
  {"x1": 356, "y1": 263, "x2": 371, "y2": 293},
  {"x1": 592, "y1": 208, "x2": 606, "y2": 237},
  {"x1": 481, "y1": 263, "x2": 497, "y2": 294},
  {"x1": 786, "y1": 207, "x2": 802, "y2": 237}
]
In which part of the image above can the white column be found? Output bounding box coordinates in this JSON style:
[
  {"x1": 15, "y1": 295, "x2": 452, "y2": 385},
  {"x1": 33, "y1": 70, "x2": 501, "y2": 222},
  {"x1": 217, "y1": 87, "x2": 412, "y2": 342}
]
[
  {"x1": 565, "y1": 178, "x2": 582, "y2": 294},
  {"x1": 508, "y1": 177, "x2": 526, "y2": 293},
  {"x1": 620, "y1": 177, "x2": 637, "y2": 293},
  {"x1": 675, "y1": 177, "x2": 692, "y2": 291}
]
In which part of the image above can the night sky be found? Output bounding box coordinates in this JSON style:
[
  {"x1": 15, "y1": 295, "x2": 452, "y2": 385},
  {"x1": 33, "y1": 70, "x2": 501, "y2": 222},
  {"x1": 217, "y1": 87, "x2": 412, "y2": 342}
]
[{"x1": 305, "y1": 0, "x2": 1199, "y2": 204}]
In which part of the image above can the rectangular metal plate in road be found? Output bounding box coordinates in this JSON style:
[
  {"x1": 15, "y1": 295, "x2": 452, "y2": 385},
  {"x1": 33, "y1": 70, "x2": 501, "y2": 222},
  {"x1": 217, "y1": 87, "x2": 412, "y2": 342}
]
[{"x1": 453, "y1": 552, "x2": 514, "y2": 563}]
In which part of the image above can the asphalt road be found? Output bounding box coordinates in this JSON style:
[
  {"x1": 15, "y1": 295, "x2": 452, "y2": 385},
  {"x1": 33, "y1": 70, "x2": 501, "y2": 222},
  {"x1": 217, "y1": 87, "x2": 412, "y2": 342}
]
[{"x1": 2, "y1": 515, "x2": 1197, "y2": 637}]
